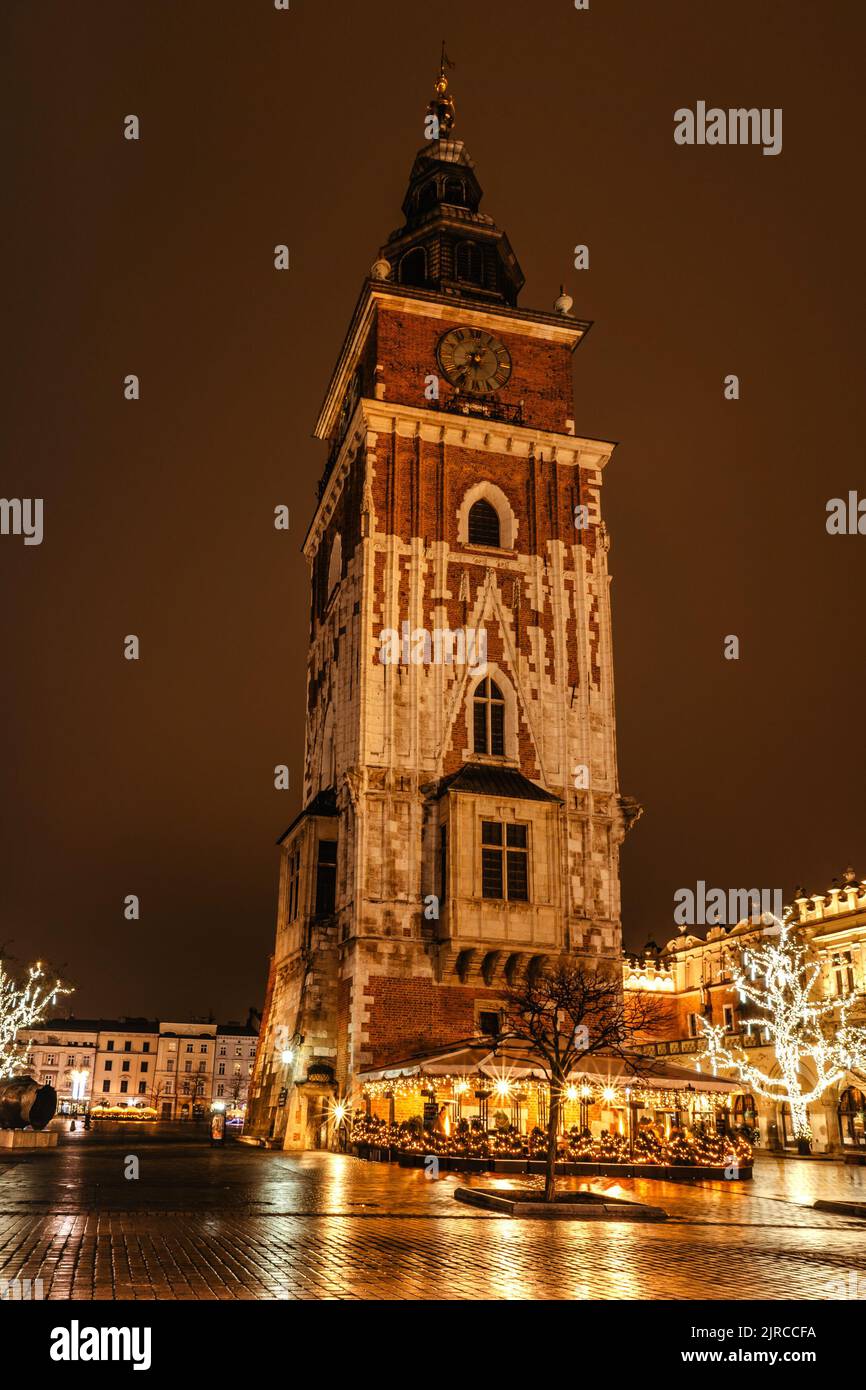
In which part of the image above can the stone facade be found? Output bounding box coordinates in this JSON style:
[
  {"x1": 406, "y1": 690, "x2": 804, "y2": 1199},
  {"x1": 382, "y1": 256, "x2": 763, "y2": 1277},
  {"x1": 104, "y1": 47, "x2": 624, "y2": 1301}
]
[{"x1": 246, "y1": 82, "x2": 638, "y2": 1150}]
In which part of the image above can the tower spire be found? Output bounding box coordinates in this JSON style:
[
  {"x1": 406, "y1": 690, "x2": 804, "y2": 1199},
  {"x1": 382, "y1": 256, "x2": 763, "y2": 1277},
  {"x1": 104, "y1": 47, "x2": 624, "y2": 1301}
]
[{"x1": 428, "y1": 40, "x2": 456, "y2": 139}]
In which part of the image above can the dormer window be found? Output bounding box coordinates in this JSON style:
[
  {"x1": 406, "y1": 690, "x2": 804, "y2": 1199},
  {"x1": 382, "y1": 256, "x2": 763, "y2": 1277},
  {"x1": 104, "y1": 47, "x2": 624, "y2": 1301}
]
[{"x1": 444, "y1": 177, "x2": 466, "y2": 206}]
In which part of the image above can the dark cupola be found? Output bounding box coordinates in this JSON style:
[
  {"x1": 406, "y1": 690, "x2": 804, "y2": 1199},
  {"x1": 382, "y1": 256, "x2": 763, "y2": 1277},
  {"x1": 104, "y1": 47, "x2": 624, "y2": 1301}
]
[{"x1": 376, "y1": 54, "x2": 525, "y2": 307}]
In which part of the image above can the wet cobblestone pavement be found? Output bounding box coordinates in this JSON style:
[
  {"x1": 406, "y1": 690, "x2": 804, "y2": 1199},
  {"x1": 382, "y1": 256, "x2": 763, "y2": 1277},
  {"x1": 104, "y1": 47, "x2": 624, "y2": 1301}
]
[{"x1": 1, "y1": 1141, "x2": 864, "y2": 1300}]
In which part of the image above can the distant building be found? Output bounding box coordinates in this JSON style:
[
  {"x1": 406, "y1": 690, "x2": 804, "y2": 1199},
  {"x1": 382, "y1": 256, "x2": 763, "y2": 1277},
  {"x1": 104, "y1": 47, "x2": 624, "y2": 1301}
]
[
  {"x1": 625, "y1": 867, "x2": 866, "y2": 1153},
  {"x1": 213, "y1": 1025, "x2": 258, "y2": 1111},
  {"x1": 17, "y1": 1016, "x2": 258, "y2": 1120}
]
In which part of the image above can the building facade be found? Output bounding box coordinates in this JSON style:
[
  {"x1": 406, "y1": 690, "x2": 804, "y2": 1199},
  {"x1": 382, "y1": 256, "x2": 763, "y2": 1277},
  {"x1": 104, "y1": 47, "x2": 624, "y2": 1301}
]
[
  {"x1": 19, "y1": 1017, "x2": 258, "y2": 1119},
  {"x1": 247, "y1": 66, "x2": 639, "y2": 1149},
  {"x1": 625, "y1": 867, "x2": 866, "y2": 1153}
]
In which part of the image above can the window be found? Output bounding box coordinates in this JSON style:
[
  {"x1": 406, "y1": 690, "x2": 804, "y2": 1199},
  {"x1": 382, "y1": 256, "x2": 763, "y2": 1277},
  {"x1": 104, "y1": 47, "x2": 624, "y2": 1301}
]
[
  {"x1": 102, "y1": 1080, "x2": 110, "y2": 1093},
  {"x1": 45, "y1": 1053, "x2": 57, "y2": 1066},
  {"x1": 119, "y1": 1081, "x2": 128, "y2": 1094},
  {"x1": 66, "y1": 1055, "x2": 75, "y2": 1066},
  {"x1": 687, "y1": 1013, "x2": 700, "y2": 1038},
  {"x1": 104, "y1": 1061, "x2": 113, "y2": 1072},
  {"x1": 723, "y1": 1005, "x2": 735, "y2": 1033},
  {"x1": 167, "y1": 1060, "x2": 175, "y2": 1073},
  {"x1": 481, "y1": 821, "x2": 528, "y2": 901},
  {"x1": 287, "y1": 846, "x2": 301, "y2": 922},
  {"x1": 249, "y1": 1048, "x2": 256, "y2": 1058},
  {"x1": 142, "y1": 1042, "x2": 150, "y2": 1054},
  {"x1": 217, "y1": 1084, "x2": 224, "y2": 1098},
  {"x1": 184, "y1": 1061, "x2": 192, "y2": 1074},
  {"x1": 138, "y1": 1082, "x2": 146, "y2": 1095},
  {"x1": 327, "y1": 535, "x2": 342, "y2": 601},
  {"x1": 439, "y1": 823, "x2": 448, "y2": 898},
  {"x1": 200, "y1": 1045, "x2": 208, "y2": 1054},
  {"x1": 219, "y1": 1046, "x2": 226, "y2": 1057},
  {"x1": 833, "y1": 951, "x2": 855, "y2": 996},
  {"x1": 235, "y1": 1046, "x2": 242, "y2": 1057},
  {"x1": 400, "y1": 247, "x2": 426, "y2": 287},
  {"x1": 124, "y1": 1041, "x2": 132, "y2": 1052},
  {"x1": 121, "y1": 1061, "x2": 130, "y2": 1073},
  {"x1": 478, "y1": 1010, "x2": 501, "y2": 1038},
  {"x1": 468, "y1": 498, "x2": 500, "y2": 547},
  {"x1": 218, "y1": 1063, "x2": 226, "y2": 1076},
  {"x1": 473, "y1": 678, "x2": 505, "y2": 756},
  {"x1": 141, "y1": 1062, "x2": 148, "y2": 1073},
  {"x1": 443, "y1": 177, "x2": 465, "y2": 206},
  {"x1": 233, "y1": 1063, "x2": 241, "y2": 1075},
  {"x1": 186, "y1": 1043, "x2": 193, "y2": 1053},
  {"x1": 314, "y1": 839, "x2": 337, "y2": 918},
  {"x1": 456, "y1": 241, "x2": 483, "y2": 284},
  {"x1": 106, "y1": 1040, "x2": 115, "y2": 1052}
]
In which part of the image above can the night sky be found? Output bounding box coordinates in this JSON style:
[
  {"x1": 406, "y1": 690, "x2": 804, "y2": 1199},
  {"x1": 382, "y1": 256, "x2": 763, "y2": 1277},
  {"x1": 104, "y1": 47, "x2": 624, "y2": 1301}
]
[{"x1": 3, "y1": 1, "x2": 864, "y2": 1020}]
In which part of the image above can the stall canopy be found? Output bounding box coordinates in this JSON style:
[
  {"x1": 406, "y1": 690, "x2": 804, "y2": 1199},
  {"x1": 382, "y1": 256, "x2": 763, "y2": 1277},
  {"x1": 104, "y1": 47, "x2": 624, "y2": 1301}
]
[{"x1": 358, "y1": 1039, "x2": 738, "y2": 1094}]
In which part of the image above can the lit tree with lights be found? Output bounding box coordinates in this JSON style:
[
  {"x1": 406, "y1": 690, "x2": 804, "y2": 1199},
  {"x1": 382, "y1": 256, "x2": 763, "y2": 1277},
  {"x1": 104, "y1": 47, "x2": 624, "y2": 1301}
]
[
  {"x1": 504, "y1": 963, "x2": 672, "y2": 1201},
  {"x1": 699, "y1": 913, "x2": 866, "y2": 1147},
  {"x1": 0, "y1": 958, "x2": 71, "y2": 1079}
]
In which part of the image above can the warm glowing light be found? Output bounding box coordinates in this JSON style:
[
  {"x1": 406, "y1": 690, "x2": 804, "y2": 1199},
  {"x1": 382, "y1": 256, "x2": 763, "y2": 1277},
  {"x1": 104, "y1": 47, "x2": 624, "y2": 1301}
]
[
  {"x1": 579, "y1": 1084, "x2": 592, "y2": 1099},
  {"x1": 332, "y1": 1102, "x2": 348, "y2": 1125},
  {"x1": 602, "y1": 1086, "x2": 617, "y2": 1104},
  {"x1": 281, "y1": 1049, "x2": 294, "y2": 1065},
  {"x1": 493, "y1": 1078, "x2": 512, "y2": 1098},
  {"x1": 565, "y1": 1085, "x2": 579, "y2": 1103},
  {"x1": 453, "y1": 1079, "x2": 469, "y2": 1096}
]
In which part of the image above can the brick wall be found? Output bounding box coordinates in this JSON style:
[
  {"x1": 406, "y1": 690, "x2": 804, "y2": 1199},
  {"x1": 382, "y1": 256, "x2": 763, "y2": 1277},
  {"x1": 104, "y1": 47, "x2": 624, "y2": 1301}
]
[{"x1": 365, "y1": 974, "x2": 505, "y2": 1066}]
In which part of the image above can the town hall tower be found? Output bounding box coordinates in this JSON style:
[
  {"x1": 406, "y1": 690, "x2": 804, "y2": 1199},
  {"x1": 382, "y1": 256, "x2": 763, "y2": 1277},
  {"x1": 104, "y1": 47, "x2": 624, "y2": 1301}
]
[{"x1": 247, "y1": 64, "x2": 639, "y2": 1148}]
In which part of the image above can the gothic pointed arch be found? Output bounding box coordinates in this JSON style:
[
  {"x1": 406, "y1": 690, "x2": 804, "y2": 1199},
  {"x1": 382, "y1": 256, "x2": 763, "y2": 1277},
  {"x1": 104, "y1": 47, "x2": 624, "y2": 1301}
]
[
  {"x1": 465, "y1": 663, "x2": 519, "y2": 762},
  {"x1": 457, "y1": 481, "x2": 517, "y2": 549}
]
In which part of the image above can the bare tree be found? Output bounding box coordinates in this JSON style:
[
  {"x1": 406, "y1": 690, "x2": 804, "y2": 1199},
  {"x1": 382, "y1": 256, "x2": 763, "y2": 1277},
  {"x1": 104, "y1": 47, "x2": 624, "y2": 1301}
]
[{"x1": 503, "y1": 963, "x2": 673, "y2": 1201}]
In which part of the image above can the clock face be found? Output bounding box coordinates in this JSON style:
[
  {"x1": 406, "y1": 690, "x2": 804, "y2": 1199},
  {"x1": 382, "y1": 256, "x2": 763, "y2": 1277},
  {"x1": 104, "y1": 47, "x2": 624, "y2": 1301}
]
[{"x1": 436, "y1": 327, "x2": 512, "y2": 395}]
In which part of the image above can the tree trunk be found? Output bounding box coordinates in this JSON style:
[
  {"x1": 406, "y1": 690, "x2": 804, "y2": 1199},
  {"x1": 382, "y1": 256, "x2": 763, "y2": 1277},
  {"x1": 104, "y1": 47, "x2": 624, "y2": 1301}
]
[
  {"x1": 544, "y1": 1083, "x2": 560, "y2": 1202},
  {"x1": 789, "y1": 1097, "x2": 811, "y2": 1145}
]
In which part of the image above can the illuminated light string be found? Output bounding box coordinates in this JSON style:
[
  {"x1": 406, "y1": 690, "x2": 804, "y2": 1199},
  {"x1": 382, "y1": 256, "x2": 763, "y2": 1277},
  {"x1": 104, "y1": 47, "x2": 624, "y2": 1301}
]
[
  {"x1": 699, "y1": 911, "x2": 866, "y2": 1141},
  {"x1": 358, "y1": 1072, "x2": 729, "y2": 1113},
  {"x1": 347, "y1": 1110, "x2": 753, "y2": 1168}
]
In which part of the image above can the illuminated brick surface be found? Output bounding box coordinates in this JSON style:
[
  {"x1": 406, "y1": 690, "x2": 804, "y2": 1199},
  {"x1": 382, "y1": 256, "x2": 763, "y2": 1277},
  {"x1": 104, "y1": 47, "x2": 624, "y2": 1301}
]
[{"x1": 1, "y1": 1144, "x2": 864, "y2": 1300}]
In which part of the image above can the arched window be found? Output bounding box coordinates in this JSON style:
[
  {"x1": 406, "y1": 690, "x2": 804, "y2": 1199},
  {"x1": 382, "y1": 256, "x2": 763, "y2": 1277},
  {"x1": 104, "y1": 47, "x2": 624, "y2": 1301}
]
[
  {"x1": 468, "y1": 498, "x2": 500, "y2": 547},
  {"x1": 444, "y1": 177, "x2": 465, "y2": 206},
  {"x1": 456, "y1": 241, "x2": 483, "y2": 284},
  {"x1": 418, "y1": 180, "x2": 438, "y2": 212},
  {"x1": 400, "y1": 248, "x2": 426, "y2": 287},
  {"x1": 473, "y1": 677, "x2": 505, "y2": 756}
]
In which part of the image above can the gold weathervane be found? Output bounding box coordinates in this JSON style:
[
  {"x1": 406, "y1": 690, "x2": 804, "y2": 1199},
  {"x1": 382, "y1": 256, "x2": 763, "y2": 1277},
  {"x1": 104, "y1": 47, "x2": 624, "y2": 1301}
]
[{"x1": 429, "y1": 40, "x2": 456, "y2": 138}]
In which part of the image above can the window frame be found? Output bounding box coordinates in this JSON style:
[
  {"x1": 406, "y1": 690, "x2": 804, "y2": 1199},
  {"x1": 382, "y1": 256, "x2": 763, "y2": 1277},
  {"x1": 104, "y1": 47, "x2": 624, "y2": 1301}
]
[{"x1": 480, "y1": 819, "x2": 529, "y2": 903}]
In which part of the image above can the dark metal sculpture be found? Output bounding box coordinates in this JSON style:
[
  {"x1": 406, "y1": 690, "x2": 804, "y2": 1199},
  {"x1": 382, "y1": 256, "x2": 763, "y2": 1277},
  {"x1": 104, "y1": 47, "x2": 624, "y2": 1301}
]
[{"x1": 0, "y1": 1076, "x2": 57, "y2": 1130}]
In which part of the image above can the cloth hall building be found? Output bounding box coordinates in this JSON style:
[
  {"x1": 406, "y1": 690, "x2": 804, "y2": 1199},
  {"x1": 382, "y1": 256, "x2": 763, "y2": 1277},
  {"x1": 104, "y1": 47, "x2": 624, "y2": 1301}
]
[{"x1": 246, "y1": 67, "x2": 641, "y2": 1150}]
